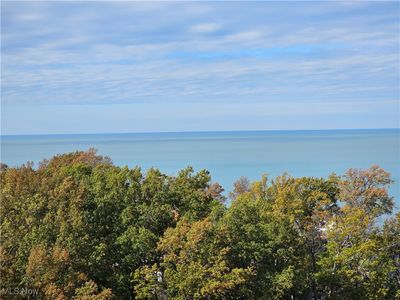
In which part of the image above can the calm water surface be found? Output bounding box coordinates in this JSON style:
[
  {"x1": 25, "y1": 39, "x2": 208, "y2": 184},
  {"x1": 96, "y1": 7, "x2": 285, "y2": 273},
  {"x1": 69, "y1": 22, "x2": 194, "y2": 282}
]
[{"x1": 2, "y1": 129, "x2": 399, "y2": 209}]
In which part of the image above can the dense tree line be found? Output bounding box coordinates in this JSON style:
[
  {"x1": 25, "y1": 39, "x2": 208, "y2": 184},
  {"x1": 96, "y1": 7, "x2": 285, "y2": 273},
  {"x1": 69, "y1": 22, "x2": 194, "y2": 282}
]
[{"x1": 0, "y1": 149, "x2": 399, "y2": 299}]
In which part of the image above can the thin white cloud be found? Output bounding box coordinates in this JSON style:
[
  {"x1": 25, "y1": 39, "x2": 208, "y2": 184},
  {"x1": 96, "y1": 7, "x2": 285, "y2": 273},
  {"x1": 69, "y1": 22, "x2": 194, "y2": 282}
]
[
  {"x1": 225, "y1": 30, "x2": 265, "y2": 43},
  {"x1": 16, "y1": 13, "x2": 42, "y2": 21},
  {"x1": 190, "y1": 23, "x2": 222, "y2": 33}
]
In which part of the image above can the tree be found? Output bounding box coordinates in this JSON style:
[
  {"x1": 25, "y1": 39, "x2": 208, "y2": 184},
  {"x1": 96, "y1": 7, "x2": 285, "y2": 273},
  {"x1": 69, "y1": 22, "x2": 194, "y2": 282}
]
[
  {"x1": 229, "y1": 176, "x2": 250, "y2": 200},
  {"x1": 205, "y1": 182, "x2": 225, "y2": 203},
  {"x1": 339, "y1": 165, "x2": 394, "y2": 216},
  {"x1": 26, "y1": 244, "x2": 112, "y2": 299},
  {"x1": 317, "y1": 204, "x2": 397, "y2": 299},
  {"x1": 134, "y1": 217, "x2": 252, "y2": 300}
]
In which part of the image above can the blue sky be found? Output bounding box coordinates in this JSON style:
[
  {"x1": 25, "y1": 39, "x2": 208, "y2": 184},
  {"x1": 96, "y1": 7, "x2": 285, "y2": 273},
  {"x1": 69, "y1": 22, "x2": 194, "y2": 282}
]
[{"x1": 1, "y1": 1, "x2": 399, "y2": 135}]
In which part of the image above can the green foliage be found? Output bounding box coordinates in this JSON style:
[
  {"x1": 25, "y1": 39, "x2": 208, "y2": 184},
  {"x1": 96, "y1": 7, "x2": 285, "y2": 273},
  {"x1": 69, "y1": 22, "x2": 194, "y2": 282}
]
[
  {"x1": 0, "y1": 150, "x2": 223, "y2": 299},
  {"x1": 135, "y1": 217, "x2": 253, "y2": 300},
  {"x1": 0, "y1": 151, "x2": 398, "y2": 299}
]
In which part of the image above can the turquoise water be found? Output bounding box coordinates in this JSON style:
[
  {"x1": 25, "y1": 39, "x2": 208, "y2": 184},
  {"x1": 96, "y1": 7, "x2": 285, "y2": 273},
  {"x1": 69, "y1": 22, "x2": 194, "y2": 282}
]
[{"x1": 1, "y1": 129, "x2": 399, "y2": 209}]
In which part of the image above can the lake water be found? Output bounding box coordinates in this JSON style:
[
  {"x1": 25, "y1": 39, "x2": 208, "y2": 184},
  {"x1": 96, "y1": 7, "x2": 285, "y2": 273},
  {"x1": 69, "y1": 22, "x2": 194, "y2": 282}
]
[{"x1": 1, "y1": 129, "x2": 399, "y2": 210}]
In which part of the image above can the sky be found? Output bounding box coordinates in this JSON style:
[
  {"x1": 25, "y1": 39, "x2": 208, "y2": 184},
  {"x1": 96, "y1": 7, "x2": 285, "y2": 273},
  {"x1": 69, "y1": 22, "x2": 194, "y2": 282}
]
[{"x1": 1, "y1": 1, "x2": 399, "y2": 135}]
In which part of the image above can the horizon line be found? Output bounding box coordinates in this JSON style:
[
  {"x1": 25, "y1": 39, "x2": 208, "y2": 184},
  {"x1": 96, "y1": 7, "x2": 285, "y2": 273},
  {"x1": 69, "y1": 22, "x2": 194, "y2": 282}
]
[{"x1": 1, "y1": 127, "x2": 399, "y2": 138}]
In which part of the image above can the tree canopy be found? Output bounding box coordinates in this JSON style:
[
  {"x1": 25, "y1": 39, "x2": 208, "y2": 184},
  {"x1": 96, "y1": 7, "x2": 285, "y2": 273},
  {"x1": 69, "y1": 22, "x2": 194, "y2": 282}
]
[{"x1": 1, "y1": 150, "x2": 398, "y2": 299}]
